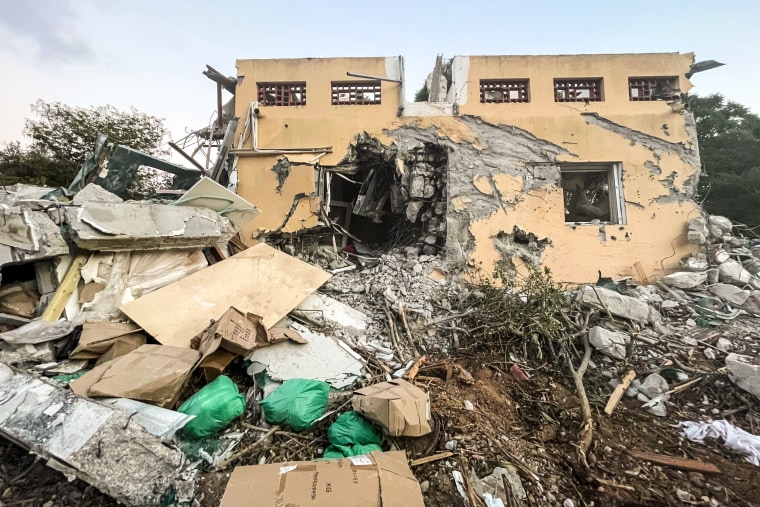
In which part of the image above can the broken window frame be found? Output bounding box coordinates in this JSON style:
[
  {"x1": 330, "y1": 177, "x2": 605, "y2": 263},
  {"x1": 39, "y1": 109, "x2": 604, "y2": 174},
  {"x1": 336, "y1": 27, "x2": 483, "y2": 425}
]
[
  {"x1": 479, "y1": 79, "x2": 530, "y2": 103},
  {"x1": 628, "y1": 76, "x2": 680, "y2": 101},
  {"x1": 257, "y1": 82, "x2": 307, "y2": 106},
  {"x1": 554, "y1": 78, "x2": 603, "y2": 102},
  {"x1": 331, "y1": 80, "x2": 382, "y2": 105},
  {"x1": 560, "y1": 163, "x2": 626, "y2": 225}
]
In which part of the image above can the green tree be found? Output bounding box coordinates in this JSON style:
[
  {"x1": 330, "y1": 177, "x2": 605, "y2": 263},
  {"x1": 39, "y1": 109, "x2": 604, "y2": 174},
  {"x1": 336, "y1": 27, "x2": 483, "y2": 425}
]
[
  {"x1": 414, "y1": 83, "x2": 429, "y2": 102},
  {"x1": 690, "y1": 93, "x2": 760, "y2": 229},
  {"x1": 0, "y1": 100, "x2": 171, "y2": 196}
]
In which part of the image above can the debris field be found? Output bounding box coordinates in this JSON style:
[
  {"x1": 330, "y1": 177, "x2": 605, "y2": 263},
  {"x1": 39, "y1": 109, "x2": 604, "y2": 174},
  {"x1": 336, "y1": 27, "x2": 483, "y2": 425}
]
[{"x1": 0, "y1": 137, "x2": 759, "y2": 507}]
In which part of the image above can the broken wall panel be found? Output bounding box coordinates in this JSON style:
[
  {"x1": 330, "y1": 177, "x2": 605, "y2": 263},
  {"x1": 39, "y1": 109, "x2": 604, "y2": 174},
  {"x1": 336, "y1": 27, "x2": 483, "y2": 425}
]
[
  {"x1": 65, "y1": 202, "x2": 234, "y2": 251},
  {"x1": 0, "y1": 209, "x2": 69, "y2": 269},
  {"x1": 0, "y1": 363, "x2": 182, "y2": 506}
]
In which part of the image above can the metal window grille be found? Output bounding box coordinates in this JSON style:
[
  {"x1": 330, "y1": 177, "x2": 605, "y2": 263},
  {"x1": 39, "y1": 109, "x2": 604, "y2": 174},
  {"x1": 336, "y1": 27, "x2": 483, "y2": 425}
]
[
  {"x1": 331, "y1": 81, "x2": 382, "y2": 105},
  {"x1": 257, "y1": 82, "x2": 307, "y2": 106},
  {"x1": 479, "y1": 79, "x2": 530, "y2": 103},
  {"x1": 629, "y1": 77, "x2": 679, "y2": 101},
  {"x1": 554, "y1": 79, "x2": 603, "y2": 102}
]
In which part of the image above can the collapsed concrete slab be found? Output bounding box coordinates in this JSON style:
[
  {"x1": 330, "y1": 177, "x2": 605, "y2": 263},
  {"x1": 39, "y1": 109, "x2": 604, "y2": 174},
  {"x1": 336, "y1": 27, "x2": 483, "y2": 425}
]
[
  {"x1": 65, "y1": 202, "x2": 234, "y2": 251},
  {"x1": 0, "y1": 363, "x2": 183, "y2": 505}
]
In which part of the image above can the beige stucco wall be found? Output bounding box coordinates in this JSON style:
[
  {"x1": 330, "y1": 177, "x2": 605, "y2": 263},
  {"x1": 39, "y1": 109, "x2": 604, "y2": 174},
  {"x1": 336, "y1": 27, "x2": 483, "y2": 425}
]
[
  {"x1": 447, "y1": 53, "x2": 700, "y2": 283},
  {"x1": 232, "y1": 53, "x2": 702, "y2": 284},
  {"x1": 233, "y1": 57, "x2": 403, "y2": 235}
]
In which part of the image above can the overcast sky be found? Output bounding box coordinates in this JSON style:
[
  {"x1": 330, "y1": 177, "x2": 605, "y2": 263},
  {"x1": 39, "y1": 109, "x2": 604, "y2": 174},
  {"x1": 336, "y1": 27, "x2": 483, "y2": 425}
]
[{"x1": 0, "y1": 0, "x2": 757, "y2": 147}]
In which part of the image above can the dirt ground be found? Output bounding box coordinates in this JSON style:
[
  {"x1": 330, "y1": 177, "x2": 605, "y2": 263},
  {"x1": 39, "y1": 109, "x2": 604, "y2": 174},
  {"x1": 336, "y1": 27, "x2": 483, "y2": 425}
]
[{"x1": 2, "y1": 320, "x2": 759, "y2": 507}]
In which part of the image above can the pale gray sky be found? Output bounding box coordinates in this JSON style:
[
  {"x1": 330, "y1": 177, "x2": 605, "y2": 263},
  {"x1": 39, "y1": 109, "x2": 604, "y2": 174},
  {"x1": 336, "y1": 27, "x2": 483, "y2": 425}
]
[{"x1": 0, "y1": 0, "x2": 757, "y2": 148}]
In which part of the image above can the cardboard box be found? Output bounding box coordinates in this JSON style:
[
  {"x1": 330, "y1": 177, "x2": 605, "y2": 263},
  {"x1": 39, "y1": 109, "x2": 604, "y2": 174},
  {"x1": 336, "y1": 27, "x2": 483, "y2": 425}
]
[
  {"x1": 352, "y1": 379, "x2": 432, "y2": 437},
  {"x1": 197, "y1": 307, "x2": 271, "y2": 356},
  {"x1": 195, "y1": 307, "x2": 307, "y2": 360},
  {"x1": 220, "y1": 451, "x2": 424, "y2": 507}
]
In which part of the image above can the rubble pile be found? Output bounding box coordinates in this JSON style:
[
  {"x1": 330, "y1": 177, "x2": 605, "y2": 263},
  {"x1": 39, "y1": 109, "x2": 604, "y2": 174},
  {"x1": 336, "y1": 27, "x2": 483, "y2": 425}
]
[{"x1": 1, "y1": 150, "x2": 759, "y2": 507}]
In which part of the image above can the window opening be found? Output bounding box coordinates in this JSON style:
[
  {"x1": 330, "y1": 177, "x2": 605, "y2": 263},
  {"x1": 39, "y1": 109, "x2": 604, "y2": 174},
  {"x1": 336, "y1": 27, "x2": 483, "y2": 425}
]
[
  {"x1": 629, "y1": 77, "x2": 679, "y2": 101},
  {"x1": 561, "y1": 164, "x2": 625, "y2": 224},
  {"x1": 257, "y1": 82, "x2": 307, "y2": 106},
  {"x1": 554, "y1": 79, "x2": 603, "y2": 102},
  {"x1": 479, "y1": 79, "x2": 530, "y2": 103},
  {"x1": 331, "y1": 81, "x2": 382, "y2": 105}
]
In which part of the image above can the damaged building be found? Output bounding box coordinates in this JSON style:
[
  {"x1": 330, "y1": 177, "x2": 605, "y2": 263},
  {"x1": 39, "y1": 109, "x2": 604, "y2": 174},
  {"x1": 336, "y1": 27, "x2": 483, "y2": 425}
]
[{"x1": 232, "y1": 53, "x2": 706, "y2": 283}]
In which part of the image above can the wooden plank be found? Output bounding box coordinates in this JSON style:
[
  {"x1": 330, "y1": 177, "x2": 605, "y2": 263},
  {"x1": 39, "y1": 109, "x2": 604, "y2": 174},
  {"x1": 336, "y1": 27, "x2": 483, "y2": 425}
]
[
  {"x1": 604, "y1": 370, "x2": 636, "y2": 415},
  {"x1": 629, "y1": 450, "x2": 721, "y2": 474},
  {"x1": 410, "y1": 452, "x2": 453, "y2": 467},
  {"x1": 120, "y1": 243, "x2": 331, "y2": 348},
  {"x1": 41, "y1": 254, "x2": 88, "y2": 322}
]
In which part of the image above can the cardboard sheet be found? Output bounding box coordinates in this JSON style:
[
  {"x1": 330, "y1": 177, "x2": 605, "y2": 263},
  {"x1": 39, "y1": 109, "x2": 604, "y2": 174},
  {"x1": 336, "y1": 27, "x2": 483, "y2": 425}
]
[
  {"x1": 352, "y1": 379, "x2": 432, "y2": 437},
  {"x1": 69, "y1": 322, "x2": 144, "y2": 359},
  {"x1": 120, "y1": 243, "x2": 331, "y2": 347},
  {"x1": 219, "y1": 451, "x2": 424, "y2": 507},
  {"x1": 70, "y1": 345, "x2": 201, "y2": 408}
]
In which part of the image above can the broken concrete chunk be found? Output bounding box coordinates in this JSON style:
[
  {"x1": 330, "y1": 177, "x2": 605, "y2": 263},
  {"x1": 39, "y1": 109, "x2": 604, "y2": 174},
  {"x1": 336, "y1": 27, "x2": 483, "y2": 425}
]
[
  {"x1": 0, "y1": 210, "x2": 69, "y2": 268},
  {"x1": 687, "y1": 217, "x2": 708, "y2": 244},
  {"x1": 718, "y1": 260, "x2": 753, "y2": 285},
  {"x1": 725, "y1": 353, "x2": 760, "y2": 401},
  {"x1": 680, "y1": 257, "x2": 709, "y2": 272},
  {"x1": 743, "y1": 258, "x2": 760, "y2": 276},
  {"x1": 661, "y1": 271, "x2": 707, "y2": 289},
  {"x1": 576, "y1": 285, "x2": 649, "y2": 322},
  {"x1": 71, "y1": 183, "x2": 123, "y2": 205},
  {"x1": 65, "y1": 202, "x2": 233, "y2": 251},
  {"x1": 588, "y1": 326, "x2": 630, "y2": 360},
  {"x1": 638, "y1": 373, "x2": 669, "y2": 399},
  {"x1": 470, "y1": 465, "x2": 526, "y2": 504},
  {"x1": 708, "y1": 216, "x2": 733, "y2": 239},
  {"x1": 708, "y1": 284, "x2": 751, "y2": 306}
]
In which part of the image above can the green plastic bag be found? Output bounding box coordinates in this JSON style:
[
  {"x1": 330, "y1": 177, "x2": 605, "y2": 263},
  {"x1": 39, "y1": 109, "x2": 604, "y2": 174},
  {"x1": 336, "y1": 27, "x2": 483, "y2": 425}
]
[
  {"x1": 322, "y1": 443, "x2": 383, "y2": 460},
  {"x1": 327, "y1": 411, "x2": 382, "y2": 446},
  {"x1": 259, "y1": 379, "x2": 330, "y2": 431},
  {"x1": 178, "y1": 375, "x2": 246, "y2": 438}
]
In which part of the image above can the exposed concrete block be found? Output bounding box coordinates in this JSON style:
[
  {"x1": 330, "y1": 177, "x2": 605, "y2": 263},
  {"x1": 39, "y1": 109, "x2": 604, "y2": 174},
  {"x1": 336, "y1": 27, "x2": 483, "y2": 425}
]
[
  {"x1": 725, "y1": 353, "x2": 760, "y2": 401},
  {"x1": 576, "y1": 285, "x2": 650, "y2": 323},
  {"x1": 588, "y1": 326, "x2": 630, "y2": 360},
  {"x1": 661, "y1": 271, "x2": 707, "y2": 289}
]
